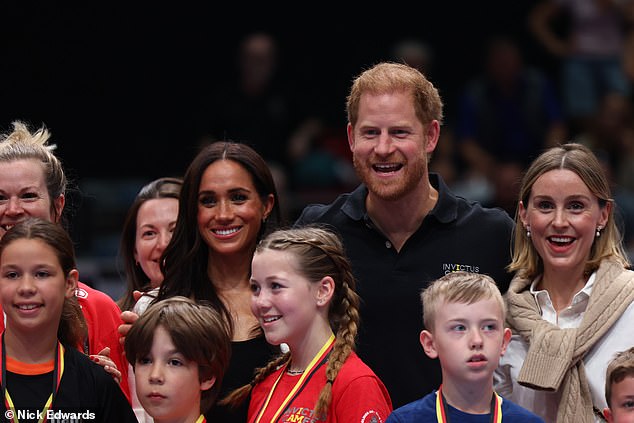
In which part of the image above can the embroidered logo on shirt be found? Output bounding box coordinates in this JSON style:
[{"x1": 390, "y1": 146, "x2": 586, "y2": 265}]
[
  {"x1": 442, "y1": 263, "x2": 480, "y2": 274},
  {"x1": 361, "y1": 410, "x2": 384, "y2": 423},
  {"x1": 75, "y1": 287, "x2": 88, "y2": 299}
]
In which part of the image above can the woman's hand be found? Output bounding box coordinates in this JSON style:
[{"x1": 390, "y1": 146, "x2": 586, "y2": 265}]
[
  {"x1": 118, "y1": 310, "x2": 139, "y2": 346},
  {"x1": 90, "y1": 347, "x2": 122, "y2": 384},
  {"x1": 118, "y1": 290, "x2": 143, "y2": 347}
]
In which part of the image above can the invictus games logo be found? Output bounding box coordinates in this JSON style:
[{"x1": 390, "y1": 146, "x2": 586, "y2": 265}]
[
  {"x1": 442, "y1": 263, "x2": 480, "y2": 275},
  {"x1": 280, "y1": 406, "x2": 322, "y2": 422},
  {"x1": 270, "y1": 406, "x2": 384, "y2": 423}
]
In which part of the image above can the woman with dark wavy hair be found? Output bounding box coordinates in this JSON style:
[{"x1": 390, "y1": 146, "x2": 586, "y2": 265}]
[{"x1": 122, "y1": 140, "x2": 284, "y2": 423}]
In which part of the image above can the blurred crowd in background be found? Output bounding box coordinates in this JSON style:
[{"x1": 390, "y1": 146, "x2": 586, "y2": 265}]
[{"x1": 3, "y1": 1, "x2": 634, "y2": 299}]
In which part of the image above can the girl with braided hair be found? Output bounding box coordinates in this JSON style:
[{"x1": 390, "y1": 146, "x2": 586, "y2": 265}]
[{"x1": 222, "y1": 225, "x2": 392, "y2": 422}]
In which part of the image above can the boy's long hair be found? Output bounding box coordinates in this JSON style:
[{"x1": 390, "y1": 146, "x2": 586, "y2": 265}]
[{"x1": 125, "y1": 296, "x2": 232, "y2": 414}]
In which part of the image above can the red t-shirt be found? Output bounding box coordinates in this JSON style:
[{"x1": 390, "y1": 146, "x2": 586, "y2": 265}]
[{"x1": 249, "y1": 351, "x2": 392, "y2": 423}]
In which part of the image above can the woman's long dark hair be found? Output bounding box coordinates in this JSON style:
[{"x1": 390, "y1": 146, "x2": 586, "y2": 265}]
[{"x1": 155, "y1": 141, "x2": 282, "y2": 334}]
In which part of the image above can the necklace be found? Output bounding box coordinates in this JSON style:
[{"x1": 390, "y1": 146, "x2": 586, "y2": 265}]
[
  {"x1": 253, "y1": 334, "x2": 335, "y2": 423},
  {"x1": 286, "y1": 368, "x2": 304, "y2": 375}
]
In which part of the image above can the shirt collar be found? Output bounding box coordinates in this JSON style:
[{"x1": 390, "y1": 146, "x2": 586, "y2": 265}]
[
  {"x1": 529, "y1": 272, "x2": 596, "y2": 312},
  {"x1": 340, "y1": 173, "x2": 459, "y2": 224}
]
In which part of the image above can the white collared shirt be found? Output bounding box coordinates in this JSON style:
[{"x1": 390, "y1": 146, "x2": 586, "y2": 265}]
[{"x1": 495, "y1": 272, "x2": 634, "y2": 422}]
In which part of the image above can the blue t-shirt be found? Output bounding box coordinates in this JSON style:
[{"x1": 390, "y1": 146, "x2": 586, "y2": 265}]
[{"x1": 385, "y1": 390, "x2": 545, "y2": 423}]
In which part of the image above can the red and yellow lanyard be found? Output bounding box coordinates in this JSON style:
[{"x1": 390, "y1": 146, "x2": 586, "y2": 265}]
[
  {"x1": 435, "y1": 384, "x2": 502, "y2": 423},
  {"x1": 1, "y1": 333, "x2": 65, "y2": 423},
  {"x1": 252, "y1": 334, "x2": 335, "y2": 423}
]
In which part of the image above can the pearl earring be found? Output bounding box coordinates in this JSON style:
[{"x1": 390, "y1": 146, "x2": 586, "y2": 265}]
[
  {"x1": 596, "y1": 226, "x2": 602, "y2": 238},
  {"x1": 526, "y1": 226, "x2": 531, "y2": 238}
]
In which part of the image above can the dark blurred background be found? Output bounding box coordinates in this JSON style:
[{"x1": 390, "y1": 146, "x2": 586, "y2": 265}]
[
  {"x1": 1, "y1": 3, "x2": 543, "y2": 177},
  {"x1": 3, "y1": 2, "x2": 633, "y2": 298}
]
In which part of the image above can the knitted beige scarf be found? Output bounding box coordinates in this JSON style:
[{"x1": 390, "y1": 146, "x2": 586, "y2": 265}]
[{"x1": 505, "y1": 258, "x2": 634, "y2": 423}]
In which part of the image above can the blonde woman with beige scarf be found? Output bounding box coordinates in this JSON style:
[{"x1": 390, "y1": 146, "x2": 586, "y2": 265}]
[{"x1": 493, "y1": 143, "x2": 634, "y2": 423}]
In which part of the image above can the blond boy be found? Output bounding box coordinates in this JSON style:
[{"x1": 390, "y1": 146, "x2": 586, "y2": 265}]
[{"x1": 386, "y1": 272, "x2": 544, "y2": 422}]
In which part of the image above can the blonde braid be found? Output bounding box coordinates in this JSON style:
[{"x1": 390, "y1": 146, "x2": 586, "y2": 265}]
[
  {"x1": 314, "y1": 241, "x2": 361, "y2": 418},
  {"x1": 251, "y1": 225, "x2": 362, "y2": 419}
]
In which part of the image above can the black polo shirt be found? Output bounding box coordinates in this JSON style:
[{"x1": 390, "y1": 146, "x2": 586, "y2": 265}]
[{"x1": 295, "y1": 173, "x2": 515, "y2": 408}]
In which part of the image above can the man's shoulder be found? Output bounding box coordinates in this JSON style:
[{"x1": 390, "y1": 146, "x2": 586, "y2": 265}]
[
  {"x1": 452, "y1": 196, "x2": 514, "y2": 227},
  {"x1": 296, "y1": 202, "x2": 337, "y2": 222},
  {"x1": 295, "y1": 187, "x2": 363, "y2": 225},
  {"x1": 433, "y1": 173, "x2": 513, "y2": 227}
]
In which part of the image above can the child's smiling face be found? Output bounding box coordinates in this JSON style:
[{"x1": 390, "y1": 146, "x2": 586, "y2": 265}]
[{"x1": 0, "y1": 238, "x2": 76, "y2": 338}]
